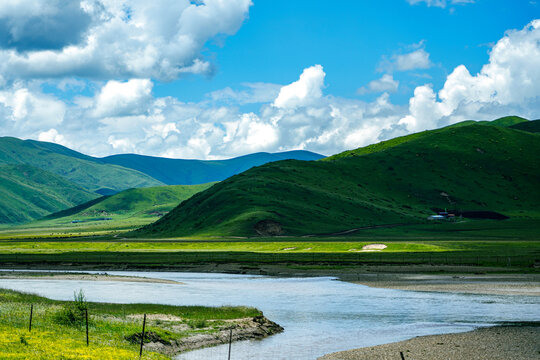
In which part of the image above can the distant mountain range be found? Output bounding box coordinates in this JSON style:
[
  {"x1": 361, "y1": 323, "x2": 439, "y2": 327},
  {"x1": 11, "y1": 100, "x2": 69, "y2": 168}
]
[
  {"x1": 0, "y1": 137, "x2": 323, "y2": 223},
  {"x1": 100, "y1": 150, "x2": 324, "y2": 185},
  {"x1": 138, "y1": 117, "x2": 540, "y2": 237}
]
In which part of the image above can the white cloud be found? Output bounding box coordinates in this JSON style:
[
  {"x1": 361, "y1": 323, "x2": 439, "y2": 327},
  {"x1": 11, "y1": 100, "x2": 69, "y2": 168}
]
[
  {"x1": 407, "y1": 0, "x2": 475, "y2": 8},
  {"x1": 38, "y1": 128, "x2": 70, "y2": 147},
  {"x1": 0, "y1": 0, "x2": 92, "y2": 51},
  {"x1": 0, "y1": 0, "x2": 252, "y2": 81},
  {"x1": 1, "y1": 21, "x2": 539, "y2": 160},
  {"x1": 273, "y1": 65, "x2": 325, "y2": 108},
  {"x1": 0, "y1": 84, "x2": 66, "y2": 133},
  {"x1": 394, "y1": 49, "x2": 432, "y2": 71},
  {"x1": 92, "y1": 79, "x2": 153, "y2": 118},
  {"x1": 358, "y1": 74, "x2": 399, "y2": 94},
  {"x1": 399, "y1": 19, "x2": 540, "y2": 132},
  {"x1": 209, "y1": 82, "x2": 282, "y2": 105}
]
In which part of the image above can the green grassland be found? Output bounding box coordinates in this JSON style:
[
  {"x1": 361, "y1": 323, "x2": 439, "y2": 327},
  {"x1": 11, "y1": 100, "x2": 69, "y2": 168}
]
[
  {"x1": 0, "y1": 183, "x2": 215, "y2": 238},
  {"x1": 0, "y1": 288, "x2": 261, "y2": 359},
  {"x1": 0, "y1": 164, "x2": 98, "y2": 224},
  {"x1": 0, "y1": 218, "x2": 538, "y2": 271},
  {"x1": 139, "y1": 121, "x2": 540, "y2": 237}
]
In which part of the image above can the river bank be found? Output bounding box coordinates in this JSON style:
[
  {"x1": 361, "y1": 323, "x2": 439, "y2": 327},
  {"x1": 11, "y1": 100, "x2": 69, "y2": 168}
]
[
  {"x1": 0, "y1": 288, "x2": 282, "y2": 359},
  {"x1": 319, "y1": 323, "x2": 540, "y2": 360},
  {"x1": 3, "y1": 264, "x2": 539, "y2": 296}
]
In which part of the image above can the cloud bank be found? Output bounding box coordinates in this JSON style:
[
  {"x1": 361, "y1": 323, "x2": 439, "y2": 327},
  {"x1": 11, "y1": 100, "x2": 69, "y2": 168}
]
[{"x1": 0, "y1": 16, "x2": 539, "y2": 160}]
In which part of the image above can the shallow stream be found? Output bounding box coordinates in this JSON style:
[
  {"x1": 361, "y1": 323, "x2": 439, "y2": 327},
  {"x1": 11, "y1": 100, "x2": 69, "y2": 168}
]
[{"x1": 1, "y1": 271, "x2": 539, "y2": 359}]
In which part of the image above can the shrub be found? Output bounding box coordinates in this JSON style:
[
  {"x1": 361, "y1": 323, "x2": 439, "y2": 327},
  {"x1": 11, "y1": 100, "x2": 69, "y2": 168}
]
[{"x1": 53, "y1": 289, "x2": 88, "y2": 327}]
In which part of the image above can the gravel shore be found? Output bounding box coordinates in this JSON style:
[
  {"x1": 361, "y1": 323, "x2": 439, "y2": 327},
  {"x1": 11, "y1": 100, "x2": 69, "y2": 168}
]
[
  {"x1": 351, "y1": 273, "x2": 540, "y2": 296},
  {"x1": 319, "y1": 324, "x2": 540, "y2": 360}
]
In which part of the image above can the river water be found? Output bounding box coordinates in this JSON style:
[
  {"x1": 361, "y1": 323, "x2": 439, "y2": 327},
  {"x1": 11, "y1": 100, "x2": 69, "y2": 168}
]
[{"x1": 1, "y1": 271, "x2": 539, "y2": 359}]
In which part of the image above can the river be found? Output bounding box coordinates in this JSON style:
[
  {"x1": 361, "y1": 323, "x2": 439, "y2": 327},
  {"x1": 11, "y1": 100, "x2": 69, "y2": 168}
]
[{"x1": 1, "y1": 271, "x2": 539, "y2": 359}]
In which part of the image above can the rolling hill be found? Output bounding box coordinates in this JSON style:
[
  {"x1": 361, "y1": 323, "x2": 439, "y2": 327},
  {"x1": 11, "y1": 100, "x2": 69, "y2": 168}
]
[
  {"x1": 0, "y1": 137, "x2": 163, "y2": 193},
  {"x1": 99, "y1": 150, "x2": 324, "y2": 185},
  {"x1": 0, "y1": 164, "x2": 97, "y2": 224},
  {"x1": 0, "y1": 137, "x2": 323, "y2": 224},
  {"x1": 137, "y1": 119, "x2": 540, "y2": 237},
  {"x1": 21, "y1": 183, "x2": 217, "y2": 236}
]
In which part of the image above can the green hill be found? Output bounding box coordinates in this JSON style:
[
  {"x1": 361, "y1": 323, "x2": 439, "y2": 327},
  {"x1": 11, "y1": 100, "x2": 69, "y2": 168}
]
[
  {"x1": 0, "y1": 137, "x2": 163, "y2": 193},
  {"x1": 100, "y1": 150, "x2": 324, "y2": 185},
  {"x1": 510, "y1": 119, "x2": 540, "y2": 133},
  {"x1": 138, "y1": 121, "x2": 540, "y2": 237},
  {"x1": 0, "y1": 164, "x2": 97, "y2": 224},
  {"x1": 44, "y1": 183, "x2": 216, "y2": 222}
]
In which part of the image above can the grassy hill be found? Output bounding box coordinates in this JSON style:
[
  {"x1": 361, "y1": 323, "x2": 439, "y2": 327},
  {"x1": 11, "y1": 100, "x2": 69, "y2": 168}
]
[
  {"x1": 4, "y1": 183, "x2": 219, "y2": 236},
  {"x1": 100, "y1": 150, "x2": 324, "y2": 185},
  {"x1": 138, "y1": 121, "x2": 540, "y2": 237},
  {"x1": 0, "y1": 137, "x2": 163, "y2": 193},
  {"x1": 45, "y1": 183, "x2": 216, "y2": 221},
  {"x1": 0, "y1": 164, "x2": 97, "y2": 224},
  {"x1": 510, "y1": 119, "x2": 540, "y2": 133}
]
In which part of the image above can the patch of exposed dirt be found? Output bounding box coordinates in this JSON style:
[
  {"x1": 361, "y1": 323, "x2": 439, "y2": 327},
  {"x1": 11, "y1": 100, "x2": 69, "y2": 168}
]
[
  {"x1": 254, "y1": 220, "x2": 284, "y2": 236},
  {"x1": 362, "y1": 244, "x2": 387, "y2": 251}
]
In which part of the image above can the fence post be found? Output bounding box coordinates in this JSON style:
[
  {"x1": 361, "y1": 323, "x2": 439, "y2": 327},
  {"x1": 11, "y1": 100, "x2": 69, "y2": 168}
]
[
  {"x1": 28, "y1": 304, "x2": 33, "y2": 332},
  {"x1": 139, "y1": 314, "x2": 146, "y2": 359},
  {"x1": 228, "y1": 328, "x2": 233, "y2": 360},
  {"x1": 85, "y1": 309, "x2": 89, "y2": 346}
]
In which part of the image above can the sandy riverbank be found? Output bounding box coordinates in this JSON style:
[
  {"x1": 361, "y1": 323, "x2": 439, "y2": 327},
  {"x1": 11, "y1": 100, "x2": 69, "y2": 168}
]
[
  {"x1": 0, "y1": 270, "x2": 182, "y2": 284},
  {"x1": 351, "y1": 273, "x2": 540, "y2": 296},
  {"x1": 319, "y1": 324, "x2": 540, "y2": 360},
  {"x1": 2, "y1": 264, "x2": 539, "y2": 296}
]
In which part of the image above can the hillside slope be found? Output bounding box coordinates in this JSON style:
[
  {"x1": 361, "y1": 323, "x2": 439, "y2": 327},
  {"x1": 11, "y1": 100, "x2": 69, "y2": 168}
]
[
  {"x1": 138, "y1": 123, "x2": 540, "y2": 237},
  {"x1": 44, "y1": 183, "x2": 215, "y2": 222},
  {"x1": 0, "y1": 137, "x2": 163, "y2": 193},
  {"x1": 510, "y1": 119, "x2": 540, "y2": 133},
  {"x1": 100, "y1": 150, "x2": 324, "y2": 185},
  {"x1": 0, "y1": 164, "x2": 97, "y2": 224}
]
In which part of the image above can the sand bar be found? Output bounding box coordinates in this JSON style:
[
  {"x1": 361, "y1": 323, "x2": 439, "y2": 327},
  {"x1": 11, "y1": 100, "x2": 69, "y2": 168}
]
[
  {"x1": 0, "y1": 271, "x2": 182, "y2": 284},
  {"x1": 319, "y1": 324, "x2": 540, "y2": 360}
]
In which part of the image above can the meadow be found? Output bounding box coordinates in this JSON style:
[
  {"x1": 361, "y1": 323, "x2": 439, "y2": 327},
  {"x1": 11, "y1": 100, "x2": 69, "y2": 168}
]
[
  {"x1": 0, "y1": 288, "x2": 265, "y2": 359},
  {"x1": 1, "y1": 218, "x2": 538, "y2": 272}
]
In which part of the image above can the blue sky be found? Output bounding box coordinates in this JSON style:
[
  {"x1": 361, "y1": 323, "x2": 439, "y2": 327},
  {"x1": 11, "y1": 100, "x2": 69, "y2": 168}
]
[
  {"x1": 157, "y1": 0, "x2": 536, "y2": 104},
  {"x1": 0, "y1": 0, "x2": 538, "y2": 159}
]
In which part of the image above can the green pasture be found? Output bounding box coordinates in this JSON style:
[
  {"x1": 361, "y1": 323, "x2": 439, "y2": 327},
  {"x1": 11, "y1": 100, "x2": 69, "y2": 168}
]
[{"x1": 0, "y1": 288, "x2": 261, "y2": 359}]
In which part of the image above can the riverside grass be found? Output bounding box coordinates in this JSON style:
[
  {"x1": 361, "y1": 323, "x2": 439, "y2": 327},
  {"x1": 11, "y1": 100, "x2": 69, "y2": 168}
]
[{"x1": 0, "y1": 288, "x2": 261, "y2": 360}]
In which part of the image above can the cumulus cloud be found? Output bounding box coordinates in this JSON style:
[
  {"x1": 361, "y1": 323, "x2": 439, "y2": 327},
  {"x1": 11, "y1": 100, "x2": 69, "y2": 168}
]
[
  {"x1": 1, "y1": 20, "x2": 539, "y2": 160},
  {"x1": 0, "y1": 0, "x2": 92, "y2": 51},
  {"x1": 378, "y1": 42, "x2": 433, "y2": 73},
  {"x1": 273, "y1": 65, "x2": 325, "y2": 108},
  {"x1": 92, "y1": 79, "x2": 153, "y2": 117},
  {"x1": 0, "y1": 84, "x2": 66, "y2": 134},
  {"x1": 358, "y1": 74, "x2": 399, "y2": 94},
  {"x1": 0, "y1": 0, "x2": 252, "y2": 81},
  {"x1": 394, "y1": 49, "x2": 432, "y2": 71},
  {"x1": 38, "y1": 128, "x2": 70, "y2": 147},
  {"x1": 399, "y1": 19, "x2": 540, "y2": 132}
]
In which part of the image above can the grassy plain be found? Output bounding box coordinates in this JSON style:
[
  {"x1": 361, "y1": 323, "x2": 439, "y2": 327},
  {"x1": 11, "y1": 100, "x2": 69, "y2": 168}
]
[
  {"x1": 0, "y1": 288, "x2": 262, "y2": 359},
  {"x1": 0, "y1": 218, "x2": 538, "y2": 272}
]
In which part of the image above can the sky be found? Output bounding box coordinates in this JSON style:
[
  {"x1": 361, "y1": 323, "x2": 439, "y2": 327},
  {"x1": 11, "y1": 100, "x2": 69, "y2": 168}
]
[{"x1": 0, "y1": 0, "x2": 538, "y2": 159}]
